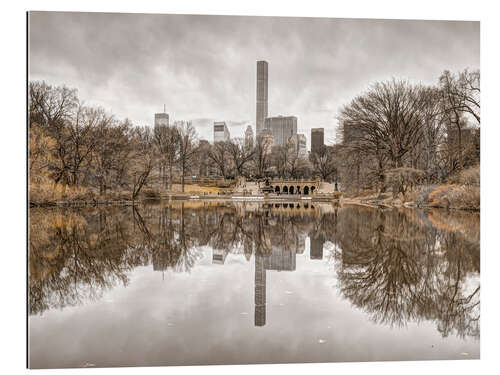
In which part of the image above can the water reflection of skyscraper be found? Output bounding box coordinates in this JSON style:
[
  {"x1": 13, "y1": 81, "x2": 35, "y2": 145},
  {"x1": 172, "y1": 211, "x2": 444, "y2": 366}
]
[
  {"x1": 295, "y1": 233, "x2": 306, "y2": 255},
  {"x1": 254, "y1": 245, "x2": 298, "y2": 327},
  {"x1": 212, "y1": 248, "x2": 228, "y2": 264},
  {"x1": 310, "y1": 234, "x2": 325, "y2": 260}
]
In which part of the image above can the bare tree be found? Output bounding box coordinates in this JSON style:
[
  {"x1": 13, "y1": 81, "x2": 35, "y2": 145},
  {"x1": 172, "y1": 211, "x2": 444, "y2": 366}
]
[
  {"x1": 58, "y1": 105, "x2": 111, "y2": 185},
  {"x1": 208, "y1": 141, "x2": 231, "y2": 178},
  {"x1": 252, "y1": 134, "x2": 271, "y2": 178},
  {"x1": 340, "y1": 80, "x2": 437, "y2": 169},
  {"x1": 310, "y1": 145, "x2": 338, "y2": 181},
  {"x1": 129, "y1": 126, "x2": 155, "y2": 200},
  {"x1": 93, "y1": 118, "x2": 132, "y2": 195},
  {"x1": 338, "y1": 80, "x2": 441, "y2": 193},
  {"x1": 439, "y1": 69, "x2": 480, "y2": 171},
  {"x1": 270, "y1": 145, "x2": 292, "y2": 179},
  {"x1": 153, "y1": 124, "x2": 180, "y2": 190},
  {"x1": 286, "y1": 152, "x2": 310, "y2": 179},
  {"x1": 29, "y1": 81, "x2": 78, "y2": 130},
  {"x1": 175, "y1": 121, "x2": 198, "y2": 192},
  {"x1": 226, "y1": 137, "x2": 255, "y2": 177}
]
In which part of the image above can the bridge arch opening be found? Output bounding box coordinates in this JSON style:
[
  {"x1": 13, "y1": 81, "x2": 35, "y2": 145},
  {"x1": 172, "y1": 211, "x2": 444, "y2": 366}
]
[
  {"x1": 283, "y1": 186, "x2": 289, "y2": 194},
  {"x1": 289, "y1": 186, "x2": 294, "y2": 194},
  {"x1": 303, "y1": 186, "x2": 309, "y2": 195}
]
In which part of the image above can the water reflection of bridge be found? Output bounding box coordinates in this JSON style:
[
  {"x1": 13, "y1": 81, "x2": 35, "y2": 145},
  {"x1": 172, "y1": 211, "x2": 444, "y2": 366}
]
[
  {"x1": 259, "y1": 179, "x2": 321, "y2": 196},
  {"x1": 234, "y1": 202, "x2": 340, "y2": 218}
]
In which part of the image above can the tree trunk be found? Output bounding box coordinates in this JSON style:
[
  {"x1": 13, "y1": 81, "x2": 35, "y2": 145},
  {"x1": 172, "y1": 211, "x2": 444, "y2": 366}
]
[
  {"x1": 181, "y1": 162, "x2": 185, "y2": 193},
  {"x1": 458, "y1": 125, "x2": 463, "y2": 171},
  {"x1": 169, "y1": 162, "x2": 173, "y2": 191},
  {"x1": 356, "y1": 163, "x2": 360, "y2": 194}
]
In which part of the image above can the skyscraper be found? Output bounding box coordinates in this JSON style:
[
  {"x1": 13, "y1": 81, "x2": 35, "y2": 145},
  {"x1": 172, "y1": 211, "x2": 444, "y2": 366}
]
[
  {"x1": 244, "y1": 125, "x2": 254, "y2": 149},
  {"x1": 257, "y1": 128, "x2": 274, "y2": 155},
  {"x1": 154, "y1": 112, "x2": 169, "y2": 128},
  {"x1": 213, "y1": 121, "x2": 230, "y2": 143},
  {"x1": 256, "y1": 61, "x2": 268, "y2": 136},
  {"x1": 289, "y1": 133, "x2": 307, "y2": 157},
  {"x1": 265, "y1": 116, "x2": 297, "y2": 146},
  {"x1": 311, "y1": 128, "x2": 325, "y2": 154},
  {"x1": 310, "y1": 234, "x2": 325, "y2": 260}
]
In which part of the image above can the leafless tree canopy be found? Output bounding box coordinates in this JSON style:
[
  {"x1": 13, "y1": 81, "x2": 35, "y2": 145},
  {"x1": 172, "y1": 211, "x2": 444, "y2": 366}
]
[
  {"x1": 29, "y1": 68, "x2": 480, "y2": 199},
  {"x1": 337, "y1": 71, "x2": 480, "y2": 193}
]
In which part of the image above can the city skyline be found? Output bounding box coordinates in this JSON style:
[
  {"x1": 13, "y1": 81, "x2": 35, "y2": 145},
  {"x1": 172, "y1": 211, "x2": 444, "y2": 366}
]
[{"x1": 29, "y1": 12, "x2": 479, "y2": 148}]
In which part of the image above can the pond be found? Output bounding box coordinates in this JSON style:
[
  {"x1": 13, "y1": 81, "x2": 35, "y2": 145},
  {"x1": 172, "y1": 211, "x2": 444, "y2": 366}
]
[{"x1": 28, "y1": 202, "x2": 480, "y2": 368}]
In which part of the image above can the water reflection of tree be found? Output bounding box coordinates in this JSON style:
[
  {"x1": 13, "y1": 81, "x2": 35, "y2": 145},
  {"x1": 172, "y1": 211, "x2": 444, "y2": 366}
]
[
  {"x1": 29, "y1": 202, "x2": 322, "y2": 315},
  {"x1": 29, "y1": 208, "x2": 140, "y2": 315},
  {"x1": 30, "y1": 202, "x2": 480, "y2": 340},
  {"x1": 132, "y1": 204, "x2": 203, "y2": 273},
  {"x1": 331, "y1": 207, "x2": 480, "y2": 339},
  {"x1": 29, "y1": 204, "x2": 206, "y2": 315}
]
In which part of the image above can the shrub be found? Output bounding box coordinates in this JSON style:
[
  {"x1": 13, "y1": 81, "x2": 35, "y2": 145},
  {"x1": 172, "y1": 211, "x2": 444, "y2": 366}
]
[
  {"x1": 448, "y1": 165, "x2": 480, "y2": 187},
  {"x1": 385, "y1": 168, "x2": 425, "y2": 199},
  {"x1": 29, "y1": 176, "x2": 96, "y2": 205},
  {"x1": 427, "y1": 184, "x2": 480, "y2": 210},
  {"x1": 140, "y1": 188, "x2": 161, "y2": 200}
]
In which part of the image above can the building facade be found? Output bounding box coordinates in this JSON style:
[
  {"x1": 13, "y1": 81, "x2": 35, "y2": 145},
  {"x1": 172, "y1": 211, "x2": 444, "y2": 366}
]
[
  {"x1": 258, "y1": 128, "x2": 274, "y2": 155},
  {"x1": 289, "y1": 133, "x2": 307, "y2": 157},
  {"x1": 256, "y1": 61, "x2": 268, "y2": 137},
  {"x1": 265, "y1": 116, "x2": 297, "y2": 146},
  {"x1": 311, "y1": 128, "x2": 325, "y2": 154},
  {"x1": 154, "y1": 113, "x2": 169, "y2": 128},
  {"x1": 310, "y1": 234, "x2": 325, "y2": 260},
  {"x1": 245, "y1": 125, "x2": 254, "y2": 149},
  {"x1": 213, "y1": 121, "x2": 230, "y2": 143}
]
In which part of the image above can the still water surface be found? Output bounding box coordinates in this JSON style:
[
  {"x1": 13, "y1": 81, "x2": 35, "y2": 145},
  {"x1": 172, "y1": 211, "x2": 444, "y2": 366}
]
[{"x1": 29, "y1": 202, "x2": 480, "y2": 368}]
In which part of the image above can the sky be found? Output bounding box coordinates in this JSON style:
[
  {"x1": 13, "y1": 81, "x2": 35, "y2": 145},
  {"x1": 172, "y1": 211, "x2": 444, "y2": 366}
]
[{"x1": 29, "y1": 12, "x2": 479, "y2": 148}]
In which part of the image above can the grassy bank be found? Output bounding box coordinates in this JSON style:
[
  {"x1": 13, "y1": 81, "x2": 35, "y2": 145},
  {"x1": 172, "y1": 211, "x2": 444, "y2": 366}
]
[
  {"x1": 343, "y1": 166, "x2": 480, "y2": 211},
  {"x1": 29, "y1": 181, "x2": 231, "y2": 207}
]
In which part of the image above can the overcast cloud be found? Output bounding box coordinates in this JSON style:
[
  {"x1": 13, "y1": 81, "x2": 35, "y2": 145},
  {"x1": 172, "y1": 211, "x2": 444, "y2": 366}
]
[{"x1": 28, "y1": 12, "x2": 479, "y2": 147}]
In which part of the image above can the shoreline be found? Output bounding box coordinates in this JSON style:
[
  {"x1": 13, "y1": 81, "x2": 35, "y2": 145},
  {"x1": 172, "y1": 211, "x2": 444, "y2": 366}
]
[
  {"x1": 30, "y1": 195, "x2": 340, "y2": 208},
  {"x1": 341, "y1": 197, "x2": 480, "y2": 212},
  {"x1": 29, "y1": 195, "x2": 479, "y2": 212}
]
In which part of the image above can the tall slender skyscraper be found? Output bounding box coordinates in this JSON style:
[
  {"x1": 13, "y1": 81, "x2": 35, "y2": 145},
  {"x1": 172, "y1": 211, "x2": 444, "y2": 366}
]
[
  {"x1": 254, "y1": 254, "x2": 266, "y2": 327},
  {"x1": 256, "y1": 60, "x2": 268, "y2": 136}
]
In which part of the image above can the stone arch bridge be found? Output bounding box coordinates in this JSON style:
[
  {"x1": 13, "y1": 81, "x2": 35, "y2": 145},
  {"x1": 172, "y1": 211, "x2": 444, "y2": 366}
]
[{"x1": 260, "y1": 179, "x2": 321, "y2": 196}]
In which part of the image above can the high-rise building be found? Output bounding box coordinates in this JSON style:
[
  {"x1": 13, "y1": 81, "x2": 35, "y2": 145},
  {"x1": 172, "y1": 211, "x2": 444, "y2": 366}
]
[
  {"x1": 213, "y1": 121, "x2": 230, "y2": 143},
  {"x1": 154, "y1": 112, "x2": 169, "y2": 128},
  {"x1": 295, "y1": 233, "x2": 306, "y2": 254},
  {"x1": 212, "y1": 248, "x2": 228, "y2": 265},
  {"x1": 289, "y1": 133, "x2": 307, "y2": 157},
  {"x1": 265, "y1": 116, "x2": 297, "y2": 146},
  {"x1": 311, "y1": 128, "x2": 325, "y2": 154},
  {"x1": 310, "y1": 234, "x2": 324, "y2": 260},
  {"x1": 244, "y1": 125, "x2": 254, "y2": 149},
  {"x1": 264, "y1": 246, "x2": 297, "y2": 272},
  {"x1": 257, "y1": 128, "x2": 274, "y2": 155},
  {"x1": 256, "y1": 61, "x2": 268, "y2": 136}
]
